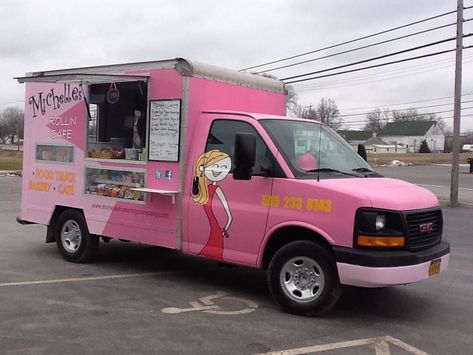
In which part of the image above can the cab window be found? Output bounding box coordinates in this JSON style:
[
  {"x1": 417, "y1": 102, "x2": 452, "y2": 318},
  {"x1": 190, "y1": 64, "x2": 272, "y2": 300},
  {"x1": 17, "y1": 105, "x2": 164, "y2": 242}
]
[{"x1": 205, "y1": 119, "x2": 281, "y2": 177}]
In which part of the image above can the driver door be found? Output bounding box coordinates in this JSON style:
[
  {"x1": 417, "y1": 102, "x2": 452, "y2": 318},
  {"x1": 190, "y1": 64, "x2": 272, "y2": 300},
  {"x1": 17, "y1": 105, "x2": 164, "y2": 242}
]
[{"x1": 185, "y1": 117, "x2": 279, "y2": 266}]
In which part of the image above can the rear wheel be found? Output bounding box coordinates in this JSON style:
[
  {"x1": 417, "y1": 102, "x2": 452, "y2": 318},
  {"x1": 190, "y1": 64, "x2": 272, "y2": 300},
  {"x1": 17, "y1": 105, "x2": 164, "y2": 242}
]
[
  {"x1": 267, "y1": 241, "x2": 341, "y2": 316},
  {"x1": 55, "y1": 209, "x2": 98, "y2": 263}
]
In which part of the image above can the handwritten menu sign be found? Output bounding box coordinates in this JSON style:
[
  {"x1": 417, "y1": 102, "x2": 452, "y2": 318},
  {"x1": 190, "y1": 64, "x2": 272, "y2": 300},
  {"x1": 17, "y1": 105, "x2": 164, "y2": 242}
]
[{"x1": 149, "y1": 100, "x2": 181, "y2": 161}]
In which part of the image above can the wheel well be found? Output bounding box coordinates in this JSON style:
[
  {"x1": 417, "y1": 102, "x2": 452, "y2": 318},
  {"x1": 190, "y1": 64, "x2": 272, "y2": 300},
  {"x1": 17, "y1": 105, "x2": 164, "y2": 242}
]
[
  {"x1": 46, "y1": 206, "x2": 83, "y2": 243},
  {"x1": 261, "y1": 226, "x2": 333, "y2": 270}
]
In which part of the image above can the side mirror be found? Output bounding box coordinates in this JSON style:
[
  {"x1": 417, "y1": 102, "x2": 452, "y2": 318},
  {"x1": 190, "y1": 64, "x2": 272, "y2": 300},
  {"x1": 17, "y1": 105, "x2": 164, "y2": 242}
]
[
  {"x1": 357, "y1": 144, "x2": 367, "y2": 162},
  {"x1": 233, "y1": 133, "x2": 256, "y2": 180}
]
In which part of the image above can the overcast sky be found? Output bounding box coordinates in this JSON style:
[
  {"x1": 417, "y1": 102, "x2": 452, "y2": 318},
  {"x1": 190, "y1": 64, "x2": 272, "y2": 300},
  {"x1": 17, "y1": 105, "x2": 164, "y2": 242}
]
[{"x1": 1, "y1": 0, "x2": 472, "y2": 131}]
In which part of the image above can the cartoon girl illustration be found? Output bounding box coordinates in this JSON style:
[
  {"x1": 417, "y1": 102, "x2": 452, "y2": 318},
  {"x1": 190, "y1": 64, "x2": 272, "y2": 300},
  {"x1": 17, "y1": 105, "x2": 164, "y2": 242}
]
[{"x1": 192, "y1": 150, "x2": 232, "y2": 260}]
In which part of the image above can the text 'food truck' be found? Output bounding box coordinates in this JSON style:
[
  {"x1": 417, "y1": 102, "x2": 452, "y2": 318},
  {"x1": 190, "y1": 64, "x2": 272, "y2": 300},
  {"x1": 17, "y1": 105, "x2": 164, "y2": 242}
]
[{"x1": 16, "y1": 58, "x2": 450, "y2": 315}]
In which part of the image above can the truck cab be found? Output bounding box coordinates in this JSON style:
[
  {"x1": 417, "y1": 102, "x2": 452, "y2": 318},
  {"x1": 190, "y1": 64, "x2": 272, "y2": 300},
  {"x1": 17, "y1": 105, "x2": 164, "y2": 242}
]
[{"x1": 182, "y1": 111, "x2": 449, "y2": 315}]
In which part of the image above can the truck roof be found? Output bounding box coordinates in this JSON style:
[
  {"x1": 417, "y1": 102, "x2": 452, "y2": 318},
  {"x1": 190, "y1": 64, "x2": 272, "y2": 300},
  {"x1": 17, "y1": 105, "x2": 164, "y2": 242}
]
[{"x1": 16, "y1": 58, "x2": 285, "y2": 94}]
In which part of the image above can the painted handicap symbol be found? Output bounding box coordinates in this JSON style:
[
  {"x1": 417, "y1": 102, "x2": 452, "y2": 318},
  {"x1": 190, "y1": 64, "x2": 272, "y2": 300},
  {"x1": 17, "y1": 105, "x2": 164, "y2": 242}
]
[{"x1": 161, "y1": 291, "x2": 258, "y2": 315}]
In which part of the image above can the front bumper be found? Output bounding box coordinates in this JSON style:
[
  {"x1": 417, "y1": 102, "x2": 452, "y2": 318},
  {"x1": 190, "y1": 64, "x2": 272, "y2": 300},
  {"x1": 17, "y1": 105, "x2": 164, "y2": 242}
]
[
  {"x1": 333, "y1": 241, "x2": 450, "y2": 287},
  {"x1": 16, "y1": 217, "x2": 36, "y2": 225}
]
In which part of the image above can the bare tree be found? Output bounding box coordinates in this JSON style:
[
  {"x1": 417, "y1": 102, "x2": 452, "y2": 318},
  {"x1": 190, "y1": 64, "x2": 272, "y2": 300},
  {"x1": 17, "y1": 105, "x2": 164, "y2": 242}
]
[
  {"x1": 285, "y1": 84, "x2": 299, "y2": 115},
  {"x1": 314, "y1": 98, "x2": 342, "y2": 129},
  {"x1": 390, "y1": 108, "x2": 419, "y2": 122},
  {"x1": 389, "y1": 108, "x2": 446, "y2": 131},
  {"x1": 257, "y1": 74, "x2": 342, "y2": 129},
  {"x1": 290, "y1": 98, "x2": 342, "y2": 128},
  {"x1": 296, "y1": 104, "x2": 318, "y2": 120},
  {"x1": 290, "y1": 103, "x2": 308, "y2": 118},
  {"x1": 443, "y1": 126, "x2": 453, "y2": 135},
  {"x1": 364, "y1": 108, "x2": 389, "y2": 134},
  {"x1": 1, "y1": 107, "x2": 24, "y2": 149},
  {"x1": 0, "y1": 116, "x2": 7, "y2": 144}
]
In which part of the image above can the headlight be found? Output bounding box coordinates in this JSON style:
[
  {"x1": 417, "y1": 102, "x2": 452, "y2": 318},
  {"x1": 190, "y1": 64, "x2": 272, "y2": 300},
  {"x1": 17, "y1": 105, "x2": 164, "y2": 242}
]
[
  {"x1": 354, "y1": 209, "x2": 405, "y2": 249},
  {"x1": 375, "y1": 214, "x2": 386, "y2": 231}
]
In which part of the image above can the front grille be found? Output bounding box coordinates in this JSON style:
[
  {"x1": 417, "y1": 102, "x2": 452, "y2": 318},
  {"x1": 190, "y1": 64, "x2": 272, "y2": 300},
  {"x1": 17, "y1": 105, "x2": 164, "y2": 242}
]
[{"x1": 405, "y1": 209, "x2": 442, "y2": 252}]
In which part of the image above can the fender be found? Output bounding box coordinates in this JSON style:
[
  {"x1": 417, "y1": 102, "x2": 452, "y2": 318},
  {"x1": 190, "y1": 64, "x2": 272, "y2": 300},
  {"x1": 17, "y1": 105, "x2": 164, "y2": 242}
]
[{"x1": 257, "y1": 220, "x2": 336, "y2": 267}]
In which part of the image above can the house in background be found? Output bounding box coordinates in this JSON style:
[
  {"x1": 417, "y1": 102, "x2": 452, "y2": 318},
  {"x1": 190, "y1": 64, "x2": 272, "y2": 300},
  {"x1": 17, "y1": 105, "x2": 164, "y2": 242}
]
[
  {"x1": 337, "y1": 130, "x2": 371, "y2": 149},
  {"x1": 338, "y1": 130, "x2": 407, "y2": 154},
  {"x1": 364, "y1": 134, "x2": 407, "y2": 154},
  {"x1": 378, "y1": 121, "x2": 445, "y2": 153}
]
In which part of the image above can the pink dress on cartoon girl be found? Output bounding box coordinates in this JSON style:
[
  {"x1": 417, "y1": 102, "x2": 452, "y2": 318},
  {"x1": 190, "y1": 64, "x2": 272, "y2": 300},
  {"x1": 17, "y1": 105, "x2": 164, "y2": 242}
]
[{"x1": 199, "y1": 184, "x2": 225, "y2": 260}]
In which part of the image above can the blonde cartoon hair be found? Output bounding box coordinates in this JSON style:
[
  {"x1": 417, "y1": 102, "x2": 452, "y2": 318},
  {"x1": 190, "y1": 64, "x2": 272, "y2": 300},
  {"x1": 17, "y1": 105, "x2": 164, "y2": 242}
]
[{"x1": 192, "y1": 150, "x2": 230, "y2": 205}]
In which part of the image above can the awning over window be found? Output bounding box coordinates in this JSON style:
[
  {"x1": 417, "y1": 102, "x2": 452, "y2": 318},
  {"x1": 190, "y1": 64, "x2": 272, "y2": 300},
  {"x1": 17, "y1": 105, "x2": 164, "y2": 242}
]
[{"x1": 15, "y1": 73, "x2": 149, "y2": 84}]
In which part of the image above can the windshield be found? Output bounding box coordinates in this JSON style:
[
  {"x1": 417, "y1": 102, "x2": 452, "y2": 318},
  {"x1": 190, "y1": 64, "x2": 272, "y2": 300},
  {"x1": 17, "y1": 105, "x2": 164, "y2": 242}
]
[{"x1": 260, "y1": 119, "x2": 374, "y2": 179}]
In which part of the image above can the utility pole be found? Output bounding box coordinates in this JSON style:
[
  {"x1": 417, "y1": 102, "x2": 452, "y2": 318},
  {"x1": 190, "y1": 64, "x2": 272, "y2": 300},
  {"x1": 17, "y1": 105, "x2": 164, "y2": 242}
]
[{"x1": 450, "y1": 0, "x2": 463, "y2": 207}]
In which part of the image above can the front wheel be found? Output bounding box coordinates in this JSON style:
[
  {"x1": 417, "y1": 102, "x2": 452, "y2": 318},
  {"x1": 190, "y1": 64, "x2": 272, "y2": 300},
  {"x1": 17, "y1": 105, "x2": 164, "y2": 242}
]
[
  {"x1": 267, "y1": 241, "x2": 341, "y2": 316},
  {"x1": 55, "y1": 209, "x2": 99, "y2": 263}
]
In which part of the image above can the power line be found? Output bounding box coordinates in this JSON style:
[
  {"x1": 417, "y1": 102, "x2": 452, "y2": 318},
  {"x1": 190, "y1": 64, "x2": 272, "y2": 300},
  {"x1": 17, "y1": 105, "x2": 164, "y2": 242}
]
[
  {"x1": 337, "y1": 106, "x2": 473, "y2": 121},
  {"x1": 295, "y1": 56, "x2": 473, "y2": 92},
  {"x1": 342, "y1": 122, "x2": 473, "y2": 131},
  {"x1": 295, "y1": 49, "x2": 469, "y2": 89},
  {"x1": 282, "y1": 35, "x2": 464, "y2": 82},
  {"x1": 342, "y1": 115, "x2": 473, "y2": 129},
  {"x1": 301, "y1": 106, "x2": 473, "y2": 125},
  {"x1": 338, "y1": 92, "x2": 473, "y2": 112},
  {"x1": 337, "y1": 100, "x2": 473, "y2": 118},
  {"x1": 255, "y1": 22, "x2": 462, "y2": 74},
  {"x1": 285, "y1": 45, "x2": 473, "y2": 84},
  {"x1": 334, "y1": 113, "x2": 473, "y2": 128},
  {"x1": 240, "y1": 9, "x2": 458, "y2": 71}
]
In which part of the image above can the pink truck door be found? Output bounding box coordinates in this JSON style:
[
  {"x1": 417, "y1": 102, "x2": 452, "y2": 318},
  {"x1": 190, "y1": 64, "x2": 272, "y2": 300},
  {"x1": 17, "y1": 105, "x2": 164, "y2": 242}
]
[{"x1": 186, "y1": 118, "x2": 277, "y2": 266}]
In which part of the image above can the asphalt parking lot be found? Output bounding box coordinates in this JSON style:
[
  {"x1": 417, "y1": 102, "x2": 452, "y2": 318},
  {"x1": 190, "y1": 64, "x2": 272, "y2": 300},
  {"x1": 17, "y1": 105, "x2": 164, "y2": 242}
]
[
  {"x1": 375, "y1": 164, "x2": 473, "y2": 206},
  {"x1": 1, "y1": 172, "x2": 472, "y2": 355}
]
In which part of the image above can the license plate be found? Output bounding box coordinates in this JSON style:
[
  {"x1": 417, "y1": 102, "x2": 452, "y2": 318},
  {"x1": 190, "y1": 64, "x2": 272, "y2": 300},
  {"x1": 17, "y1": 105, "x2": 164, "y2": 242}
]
[{"x1": 429, "y1": 258, "x2": 441, "y2": 276}]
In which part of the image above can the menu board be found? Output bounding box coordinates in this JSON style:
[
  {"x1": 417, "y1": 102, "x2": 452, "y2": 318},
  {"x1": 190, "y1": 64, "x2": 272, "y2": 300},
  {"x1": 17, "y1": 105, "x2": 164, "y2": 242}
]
[{"x1": 148, "y1": 99, "x2": 181, "y2": 161}]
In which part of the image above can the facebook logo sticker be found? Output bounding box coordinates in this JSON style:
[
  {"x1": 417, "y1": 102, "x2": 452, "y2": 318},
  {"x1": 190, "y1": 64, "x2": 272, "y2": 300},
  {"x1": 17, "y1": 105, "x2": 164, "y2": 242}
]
[{"x1": 165, "y1": 170, "x2": 173, "y2": 180}]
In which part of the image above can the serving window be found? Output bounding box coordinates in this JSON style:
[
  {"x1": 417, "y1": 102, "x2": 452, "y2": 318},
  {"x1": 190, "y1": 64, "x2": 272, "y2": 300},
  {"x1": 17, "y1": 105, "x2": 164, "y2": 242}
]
[
  {"x1": 85, "y1": 167, "x2": 146, "y2": 202},
  {"x1": 87, "y1": 81, "x2": 148, "y2": 161}
]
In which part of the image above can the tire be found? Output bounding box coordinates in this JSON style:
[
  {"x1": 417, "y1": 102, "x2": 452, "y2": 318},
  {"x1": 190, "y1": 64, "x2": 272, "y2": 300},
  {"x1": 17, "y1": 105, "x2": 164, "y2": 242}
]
[
  {"x1": 267, "y1": 241, "x2": 342, "y2": 316},
  {"x1": 55, "y1": 209, "x2": 99, "y2": 263}
]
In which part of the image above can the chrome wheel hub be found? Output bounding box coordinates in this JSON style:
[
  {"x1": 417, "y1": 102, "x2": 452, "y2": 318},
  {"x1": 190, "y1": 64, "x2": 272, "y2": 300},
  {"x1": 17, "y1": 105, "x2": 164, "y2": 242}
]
[
  {"x1": 280, "y1": 256, "x2": 325, "y2": 303},
  {"x1": 293, "y1": 267, "x2": 317, "y2": 290},
  {"x1": 61, "y1": 220, "x2": 82, "y2": 253}
]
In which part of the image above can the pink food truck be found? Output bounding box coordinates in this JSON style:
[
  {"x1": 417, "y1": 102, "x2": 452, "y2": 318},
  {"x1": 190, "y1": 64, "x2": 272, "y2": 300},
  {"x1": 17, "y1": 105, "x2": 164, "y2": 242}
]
[{"x1": 16, "y1": 58, "x2": 449, "y2": 315}]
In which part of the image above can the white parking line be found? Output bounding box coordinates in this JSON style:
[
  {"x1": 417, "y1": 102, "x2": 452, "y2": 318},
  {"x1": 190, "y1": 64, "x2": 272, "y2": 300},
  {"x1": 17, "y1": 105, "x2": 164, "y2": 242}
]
[
  {"x1": 255, "y1": 336, "x2": 428, "y2": 355},
  {"x1": 0, "y1": 272, "x2": 159, "y2": 287}
]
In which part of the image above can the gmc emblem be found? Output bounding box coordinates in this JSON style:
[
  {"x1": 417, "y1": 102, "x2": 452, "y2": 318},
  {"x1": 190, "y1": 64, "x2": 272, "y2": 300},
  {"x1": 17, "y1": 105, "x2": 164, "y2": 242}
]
[{"x1": 419, "y1": 222, "x2": 434, "y2": 234}]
